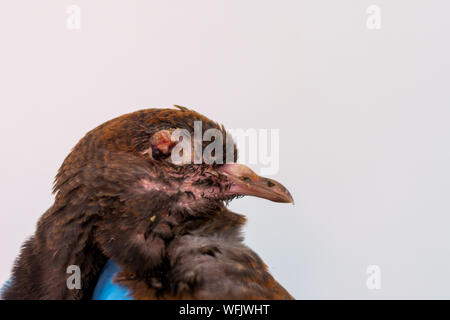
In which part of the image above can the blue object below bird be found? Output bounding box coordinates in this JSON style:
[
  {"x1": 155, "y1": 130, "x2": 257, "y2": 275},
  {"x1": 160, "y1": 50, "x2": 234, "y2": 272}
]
[
  {"x1": 2, "y1": 259, "x2": 131, "y2": 300},
  {"x1": 92, "y1": 259, "x2": 132, "y2": 300}
]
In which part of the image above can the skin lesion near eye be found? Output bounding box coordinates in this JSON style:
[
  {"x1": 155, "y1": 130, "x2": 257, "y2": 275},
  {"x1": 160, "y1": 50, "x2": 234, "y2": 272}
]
[{"x1": 149, "y1": 130, "x2": 177, "y2": 159}]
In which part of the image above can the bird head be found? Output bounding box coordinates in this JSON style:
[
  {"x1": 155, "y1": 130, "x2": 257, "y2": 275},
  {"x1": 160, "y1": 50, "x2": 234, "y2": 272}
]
[
  {"x1": 56, "y1": 106, "x2": 293, "y2": 214},
  {"x1": 28, "y1": 106, "x2": 295, "y2": 299}
]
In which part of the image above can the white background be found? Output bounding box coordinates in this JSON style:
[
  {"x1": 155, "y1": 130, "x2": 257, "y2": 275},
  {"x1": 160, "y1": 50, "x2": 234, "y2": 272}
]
[{"x1": 1, "y1": 1, "x2": 450, "y2": 299}]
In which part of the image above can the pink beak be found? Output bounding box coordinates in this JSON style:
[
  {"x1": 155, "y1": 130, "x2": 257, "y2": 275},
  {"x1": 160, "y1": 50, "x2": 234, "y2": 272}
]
[{"x1": 218, "y1": 163, "x2": 294, "y2": 204}]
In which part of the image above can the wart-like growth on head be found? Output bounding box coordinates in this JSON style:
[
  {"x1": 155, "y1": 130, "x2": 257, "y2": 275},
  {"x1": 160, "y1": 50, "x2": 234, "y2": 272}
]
[{"x1": 148, "y1": 130, "x2": 178, "y2": 160}]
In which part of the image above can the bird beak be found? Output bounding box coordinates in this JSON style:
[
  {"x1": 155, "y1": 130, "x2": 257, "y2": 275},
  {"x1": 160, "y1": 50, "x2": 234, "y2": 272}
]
[{"x1": 218, "y1": 163, "x2": 294, "y2": 204}]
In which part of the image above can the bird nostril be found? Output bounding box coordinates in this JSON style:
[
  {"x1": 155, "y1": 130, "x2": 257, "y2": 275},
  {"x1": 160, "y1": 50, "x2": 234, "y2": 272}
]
[
  {"x1": 266, "y1": 180, "x2": 275, "y2": 187},
  {"x1": 240, "y1": 176, "x2": 251, "y2": 182}
]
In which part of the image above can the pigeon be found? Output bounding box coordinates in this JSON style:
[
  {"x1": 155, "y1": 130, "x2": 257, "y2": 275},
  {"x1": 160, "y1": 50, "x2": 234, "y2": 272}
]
[{"x1": 2, "y1": 106, "x2": 294, "y2": 300}]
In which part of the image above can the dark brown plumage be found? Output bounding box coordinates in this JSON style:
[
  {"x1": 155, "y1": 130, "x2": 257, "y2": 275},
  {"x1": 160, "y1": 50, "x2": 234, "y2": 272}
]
[{"x1": 2, "y1": 106, "x2": 294, "y2": 300}]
